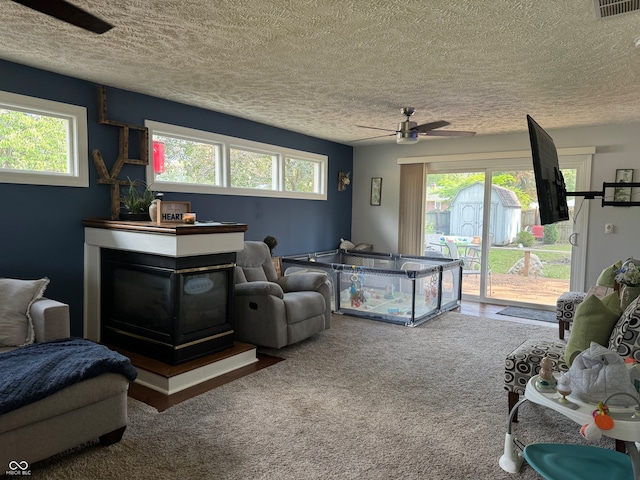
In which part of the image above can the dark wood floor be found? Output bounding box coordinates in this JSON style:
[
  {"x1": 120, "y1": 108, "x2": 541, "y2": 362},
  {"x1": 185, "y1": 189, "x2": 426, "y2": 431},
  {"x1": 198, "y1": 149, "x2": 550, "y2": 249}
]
[
  {"x1": 458, "y1": 300, "x2": 556, "y2": 327},
  {"x1": 459, "y1": 301, "x2": 503, "y2": 318}
]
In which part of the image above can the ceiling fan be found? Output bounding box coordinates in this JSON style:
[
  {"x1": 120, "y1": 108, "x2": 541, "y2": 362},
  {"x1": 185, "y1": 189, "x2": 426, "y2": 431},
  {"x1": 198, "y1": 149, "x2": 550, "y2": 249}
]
[
  {"x1": 12, "y1": 0, "x2": 113, "y2": 34},
  {"x1": 356, "y1": 107, "x2": 476, "y2": 144}
]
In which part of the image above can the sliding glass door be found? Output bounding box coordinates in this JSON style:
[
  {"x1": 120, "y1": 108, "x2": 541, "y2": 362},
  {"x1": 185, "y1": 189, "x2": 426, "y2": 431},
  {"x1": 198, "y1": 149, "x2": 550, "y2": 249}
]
[
  {"x1": 484, "y1": 168, "x2": 574, "y2": 307},
  {"x1": 424, "y1": 154, "x2": 590, "y2": 309},
  {"x1": 425, "y1": 171, "x2": 486, "y2": 298}
]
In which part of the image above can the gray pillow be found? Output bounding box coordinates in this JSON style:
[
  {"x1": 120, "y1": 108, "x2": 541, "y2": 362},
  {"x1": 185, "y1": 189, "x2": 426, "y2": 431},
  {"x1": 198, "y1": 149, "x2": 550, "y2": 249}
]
[{"x1": 0, "y1": 277, "x2": 49, "y2": 347}]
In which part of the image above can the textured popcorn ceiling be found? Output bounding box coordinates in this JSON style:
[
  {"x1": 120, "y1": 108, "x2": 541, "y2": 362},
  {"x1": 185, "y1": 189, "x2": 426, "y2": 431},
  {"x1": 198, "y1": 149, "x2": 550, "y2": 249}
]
[{"x1": 2, "y1": 0, "x2": 640, "y2": 145}]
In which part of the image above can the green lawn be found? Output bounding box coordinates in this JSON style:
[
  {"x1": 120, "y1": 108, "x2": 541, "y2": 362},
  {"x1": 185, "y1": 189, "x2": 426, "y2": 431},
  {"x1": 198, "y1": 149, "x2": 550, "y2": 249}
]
[{"x1": 487, "y1": 243, "x2": 572, "y2": 279}]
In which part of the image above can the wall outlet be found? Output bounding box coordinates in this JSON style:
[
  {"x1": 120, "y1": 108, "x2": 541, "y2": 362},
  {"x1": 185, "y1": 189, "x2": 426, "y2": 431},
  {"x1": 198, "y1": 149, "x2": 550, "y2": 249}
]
[{"x1": 605, "y1": 223, "x2": 614, "y2": 234}]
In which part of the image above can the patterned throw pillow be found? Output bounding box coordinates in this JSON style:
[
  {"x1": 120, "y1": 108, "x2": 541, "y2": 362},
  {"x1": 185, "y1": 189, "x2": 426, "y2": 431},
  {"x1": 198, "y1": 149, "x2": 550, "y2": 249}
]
[{"x1": 609, "y1": 295, "x2": 640, "y2": 361}]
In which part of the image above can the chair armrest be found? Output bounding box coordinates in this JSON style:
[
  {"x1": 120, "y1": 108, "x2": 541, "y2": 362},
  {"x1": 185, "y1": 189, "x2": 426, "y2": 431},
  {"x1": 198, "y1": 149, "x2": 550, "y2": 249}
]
[
  {"x1": 277, "y1": 272, "x2": 330, "y2": 293},
  {"x1": 235, "y1": 281, "x2": 284, "y2": 298},
  {"x1": 30, "y1": 298, "x2": 70, "y2": 343},
  {"x1": 279, "y1": 272, "x2": 332, "y2": 328}
]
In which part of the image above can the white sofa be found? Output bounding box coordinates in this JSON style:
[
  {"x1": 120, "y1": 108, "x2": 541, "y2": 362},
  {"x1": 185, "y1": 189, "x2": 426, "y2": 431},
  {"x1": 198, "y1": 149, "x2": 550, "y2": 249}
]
[{"x1": 0, "y1": 298, "x2": 132, "y2": 470}]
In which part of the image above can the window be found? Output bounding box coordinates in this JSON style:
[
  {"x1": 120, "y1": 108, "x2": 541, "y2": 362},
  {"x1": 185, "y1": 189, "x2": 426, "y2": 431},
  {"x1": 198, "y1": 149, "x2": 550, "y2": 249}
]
[
  {"x1": 285, "y1": 157, "x2": 321, "y2": 193},
  {"x1": 146, "y1": 120, "x2": 327, "y2": 200},
  {"x1": 153, "y1": 134, "x2": 220, "y2": 186},
  {"x1": 0, "y1": 90, "x2": 88, "y2": 187},
  {"x1": 230, "y1": 147, "x2": 276, "y2": 190}
]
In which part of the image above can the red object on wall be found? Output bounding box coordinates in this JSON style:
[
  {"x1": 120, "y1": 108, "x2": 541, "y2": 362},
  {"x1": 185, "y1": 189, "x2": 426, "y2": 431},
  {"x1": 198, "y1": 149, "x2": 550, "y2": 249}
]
[{"x1": 153, "y1": 141, "x2": 165, "y2": 173}]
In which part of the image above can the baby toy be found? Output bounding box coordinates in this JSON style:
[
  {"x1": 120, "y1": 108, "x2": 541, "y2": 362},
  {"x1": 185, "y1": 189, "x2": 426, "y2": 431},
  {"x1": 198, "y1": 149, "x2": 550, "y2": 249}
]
[
  {"x1": 384, "y1": 283, "x2": 395, "y2": 299},
  {"x1": 535, "y1": 356, "x2": 557, "y2": 391},
  {"x1": 350, "y1": 268, "x2": 367, "y2": 307},
  {"x1": 580, "y1": 402, "x2": 614, "y2": 441},
  {"x1": 425, "y1": 277, "x2": 438, "y2": 304}
]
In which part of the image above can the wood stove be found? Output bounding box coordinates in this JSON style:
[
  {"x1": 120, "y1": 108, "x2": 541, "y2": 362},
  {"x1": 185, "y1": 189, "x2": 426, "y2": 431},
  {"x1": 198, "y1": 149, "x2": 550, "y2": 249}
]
[{"x1": 101, "y1": 248, "x2": 235, "y2": 364}]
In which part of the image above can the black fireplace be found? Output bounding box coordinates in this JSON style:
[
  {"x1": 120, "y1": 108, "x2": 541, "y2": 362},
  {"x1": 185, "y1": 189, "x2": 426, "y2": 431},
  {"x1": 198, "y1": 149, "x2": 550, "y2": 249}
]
[{"x1": 101, "y1": 248, "x2": 235, "y2": 364}]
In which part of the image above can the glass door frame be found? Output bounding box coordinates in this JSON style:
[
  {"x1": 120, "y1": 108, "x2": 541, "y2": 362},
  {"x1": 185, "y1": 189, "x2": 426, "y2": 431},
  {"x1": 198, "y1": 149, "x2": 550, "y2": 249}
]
[{"x1": 422, "y1": 148, "x2": 594, "y2": 304}]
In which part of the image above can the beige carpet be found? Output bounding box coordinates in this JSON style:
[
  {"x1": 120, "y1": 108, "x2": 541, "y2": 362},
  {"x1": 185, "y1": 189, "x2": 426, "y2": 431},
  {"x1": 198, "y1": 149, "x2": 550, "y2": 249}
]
[{"x1": 33, "y1": 312, "x2": 614, "y2": 479}]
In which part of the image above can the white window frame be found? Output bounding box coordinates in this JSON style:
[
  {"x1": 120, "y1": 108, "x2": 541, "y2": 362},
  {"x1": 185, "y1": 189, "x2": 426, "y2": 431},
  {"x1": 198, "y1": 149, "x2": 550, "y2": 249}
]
[
  {"x1": 0, "y1": 90, "x2": 88, "y2": 187},
  {"x1": 146, "y1": 120, "x2": 328, "y2": 200},
  {"x1": 283, "y1": 154, "x2": 325, "y2": 195},
  {"x1": 228, "y1": 143, "x2": 280, "y2": 191}
]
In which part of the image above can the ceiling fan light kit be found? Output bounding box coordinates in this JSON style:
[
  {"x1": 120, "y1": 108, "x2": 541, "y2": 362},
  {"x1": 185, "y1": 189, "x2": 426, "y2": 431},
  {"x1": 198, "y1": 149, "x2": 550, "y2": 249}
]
[
  {"x1": 396, "y1": 131, "x2": 419, "y2": 144},
  {"x1": 396, "y1": 119, "x2": 419, "y2": 144}
]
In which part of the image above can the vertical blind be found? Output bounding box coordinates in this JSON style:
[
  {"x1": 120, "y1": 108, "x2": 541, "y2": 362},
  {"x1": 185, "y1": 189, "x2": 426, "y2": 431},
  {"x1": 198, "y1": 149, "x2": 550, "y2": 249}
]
[{"x1": 397, "y1": 163, "x2": 426, "y2": 255}]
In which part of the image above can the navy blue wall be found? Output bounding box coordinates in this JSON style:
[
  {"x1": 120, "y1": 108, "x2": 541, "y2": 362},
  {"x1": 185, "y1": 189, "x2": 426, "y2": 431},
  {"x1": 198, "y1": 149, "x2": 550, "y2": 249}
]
[{"x1": 0, "y1": 59, "x2": 353, "y2": 336}]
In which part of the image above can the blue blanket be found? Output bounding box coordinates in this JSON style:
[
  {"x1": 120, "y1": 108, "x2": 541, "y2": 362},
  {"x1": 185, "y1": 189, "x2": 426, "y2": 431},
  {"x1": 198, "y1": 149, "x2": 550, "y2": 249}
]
[{"x1": 0, "y1": 338, "x2": 137, "y2": 415}]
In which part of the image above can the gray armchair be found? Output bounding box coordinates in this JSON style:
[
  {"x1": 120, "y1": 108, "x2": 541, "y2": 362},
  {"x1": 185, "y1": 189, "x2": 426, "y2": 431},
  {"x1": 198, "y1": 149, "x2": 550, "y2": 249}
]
[{"x1": 234, "y1": 241, "x2": 331, "y2": 348}]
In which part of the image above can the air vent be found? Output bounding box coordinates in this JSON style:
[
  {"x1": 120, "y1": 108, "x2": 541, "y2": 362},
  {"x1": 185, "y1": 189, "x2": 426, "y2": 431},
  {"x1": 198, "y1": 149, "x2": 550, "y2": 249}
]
[{"x1": 594, "y1": 0, "x2": 640, "y2": 18}]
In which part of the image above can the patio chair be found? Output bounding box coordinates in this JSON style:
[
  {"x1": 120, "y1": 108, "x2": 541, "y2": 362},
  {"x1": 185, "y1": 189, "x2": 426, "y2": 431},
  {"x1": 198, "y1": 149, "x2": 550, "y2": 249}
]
[{"x1": 445, "y1": 241, "x2": 492, "y2": 291}]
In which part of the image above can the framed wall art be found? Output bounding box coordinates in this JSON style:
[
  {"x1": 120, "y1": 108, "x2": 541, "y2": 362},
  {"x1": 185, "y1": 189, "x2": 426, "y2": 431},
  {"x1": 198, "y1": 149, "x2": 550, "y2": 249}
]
[
  {"x1": 614, "y1": 168, "x2": 634, "y2": 202},
  {"x1": 159, "y1": 201, "x2": 191, "y2": 222},
  {"x1": 370, "y1": 177, "x2": 382, "y2": 206}
]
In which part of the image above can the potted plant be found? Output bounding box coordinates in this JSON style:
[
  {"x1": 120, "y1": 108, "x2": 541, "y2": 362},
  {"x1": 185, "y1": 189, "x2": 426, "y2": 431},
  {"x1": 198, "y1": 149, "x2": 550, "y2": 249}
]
[
  {"x1": 263, "y1": 235, "x2": 281, "y2": 276},
  {"x1": 263, "y1": 236, "x2": 278, "y2": 255},
  {"x1": 120, "y1": 179, "x2": 154, "y2": 220}
]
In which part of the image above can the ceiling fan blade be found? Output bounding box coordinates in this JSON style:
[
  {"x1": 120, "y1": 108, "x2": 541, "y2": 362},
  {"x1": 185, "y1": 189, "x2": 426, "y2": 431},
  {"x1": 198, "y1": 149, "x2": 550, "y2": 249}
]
[
  {"x1": 356, "y1": 125, "x2": 396, "y2": 133},
  {"x1": 423, "y1": 130, "x2": 476, "y2": 137},
  {"x1": 12, "y1": 0, "x2": 113, "y2": 34},
  {"x1": 352, "y1": 133, "x2": 396, "y2": 142},
  {"x1": 414, "y1": 120, "x2": 450, "y2": 133}
]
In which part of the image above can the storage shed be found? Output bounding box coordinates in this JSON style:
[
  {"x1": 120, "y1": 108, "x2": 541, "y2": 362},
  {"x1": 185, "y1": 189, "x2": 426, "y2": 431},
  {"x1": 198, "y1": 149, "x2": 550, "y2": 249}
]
[{"x1": 449, "y1": 183, "x2": 521, "y2": 246}]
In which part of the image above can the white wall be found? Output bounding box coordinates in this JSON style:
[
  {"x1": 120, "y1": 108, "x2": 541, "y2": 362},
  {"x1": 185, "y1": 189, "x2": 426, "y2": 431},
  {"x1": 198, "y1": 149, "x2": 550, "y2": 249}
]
[{"x1": 351, "y1": 122, "x2": 640, "y2": 287}]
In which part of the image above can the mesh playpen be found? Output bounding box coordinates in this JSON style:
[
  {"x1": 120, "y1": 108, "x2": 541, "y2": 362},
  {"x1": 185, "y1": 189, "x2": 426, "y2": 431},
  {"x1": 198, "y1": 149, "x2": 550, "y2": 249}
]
[{"x1": 281, "y1": 250, "x2": 463, "y2": 327}]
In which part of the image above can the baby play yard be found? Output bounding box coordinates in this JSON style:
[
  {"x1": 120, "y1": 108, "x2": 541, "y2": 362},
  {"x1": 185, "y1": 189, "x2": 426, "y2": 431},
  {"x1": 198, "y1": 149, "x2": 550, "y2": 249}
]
[{"x1": 281, "y1": 250, "x2": 463, "y2": 326}]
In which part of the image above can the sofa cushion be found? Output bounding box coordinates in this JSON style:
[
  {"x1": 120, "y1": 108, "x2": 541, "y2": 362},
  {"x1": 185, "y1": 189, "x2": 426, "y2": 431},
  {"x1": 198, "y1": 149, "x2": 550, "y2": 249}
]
[
  {"x1": 0, "y1": 373, "x2": 128, "y2": 434},
  {"x1": 609, "y1": 295, "x2": 640, "y2": 361},
  {"x1": 283, "y1": 291, "x2": 325, "y2": 324},
  {"x1": 596, "y1": 261, "x2": 623, "y2": 288},
  {"x1": 565, "y1": 292, "x2": 621, "y2": 366},
  {"x1": 620, "y1": 285, "x2": 640, "y2": 311},
  {"x1": 0, "y1": 277, "x2": 49, "y2": 347}
]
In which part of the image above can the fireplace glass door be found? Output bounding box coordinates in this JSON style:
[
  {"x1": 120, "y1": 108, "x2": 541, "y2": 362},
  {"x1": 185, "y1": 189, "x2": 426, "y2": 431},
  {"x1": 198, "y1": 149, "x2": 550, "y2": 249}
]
[{"x1": 101, "y1": 248, "x2": 235, "y2": 364}]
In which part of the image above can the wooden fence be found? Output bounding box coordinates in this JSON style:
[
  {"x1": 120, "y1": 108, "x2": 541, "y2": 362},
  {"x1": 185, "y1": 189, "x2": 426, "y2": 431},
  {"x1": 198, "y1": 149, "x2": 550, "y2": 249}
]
[{"x1": 426, "y1": 209, "x2": 573, "y2": 244}]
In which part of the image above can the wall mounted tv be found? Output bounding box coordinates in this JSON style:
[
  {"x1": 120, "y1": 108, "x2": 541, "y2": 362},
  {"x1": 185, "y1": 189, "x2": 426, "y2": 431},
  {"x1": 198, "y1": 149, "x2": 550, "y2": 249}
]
[{"x1": 527, "y1": 115, "x2": 570, "y2": 225}]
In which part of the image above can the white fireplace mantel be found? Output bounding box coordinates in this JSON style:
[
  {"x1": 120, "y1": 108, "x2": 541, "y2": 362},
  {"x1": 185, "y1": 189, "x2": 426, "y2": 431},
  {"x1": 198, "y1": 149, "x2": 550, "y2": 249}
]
[{"x1": 83, "y1": 219, "x2": 247, "y2": 341}]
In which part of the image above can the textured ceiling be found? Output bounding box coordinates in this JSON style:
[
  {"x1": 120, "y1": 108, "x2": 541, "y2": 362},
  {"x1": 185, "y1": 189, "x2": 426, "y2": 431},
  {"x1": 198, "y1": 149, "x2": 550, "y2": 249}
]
[{"x1": 2, "y1": 0, "x2": 640, "y2": 145}]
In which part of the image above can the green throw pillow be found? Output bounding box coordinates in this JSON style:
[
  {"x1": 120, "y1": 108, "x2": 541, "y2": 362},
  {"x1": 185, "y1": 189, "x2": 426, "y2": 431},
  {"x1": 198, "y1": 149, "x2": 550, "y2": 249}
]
[
  {"x1": 565, "y1": 292, "x2": 622, "y2": 366},
  {"x1": 596, "y1": 261, "x2": 623, "y2": 288}
]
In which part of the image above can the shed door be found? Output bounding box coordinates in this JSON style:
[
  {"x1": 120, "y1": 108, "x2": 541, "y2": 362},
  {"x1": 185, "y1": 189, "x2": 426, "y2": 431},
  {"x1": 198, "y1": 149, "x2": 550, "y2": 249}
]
[{"x1": 459, "y1": 202, "x2": 482, "y2": 237}]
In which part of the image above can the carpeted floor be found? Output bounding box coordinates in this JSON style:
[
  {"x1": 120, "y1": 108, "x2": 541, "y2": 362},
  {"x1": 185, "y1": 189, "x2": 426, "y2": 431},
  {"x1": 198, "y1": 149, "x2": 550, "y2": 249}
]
[
  {"x1": 32, "y1": 312, "x2": 612, "y2": 479},
  {"x1": 497, "y1": 306, "x2": 557, "y2": 324}
]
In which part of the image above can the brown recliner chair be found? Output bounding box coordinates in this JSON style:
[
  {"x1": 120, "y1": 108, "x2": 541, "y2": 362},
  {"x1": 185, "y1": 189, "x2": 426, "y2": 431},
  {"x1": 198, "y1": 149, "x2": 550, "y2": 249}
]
[{"x1": 234, "y1": 241, "x2": 331, "y2": 348}]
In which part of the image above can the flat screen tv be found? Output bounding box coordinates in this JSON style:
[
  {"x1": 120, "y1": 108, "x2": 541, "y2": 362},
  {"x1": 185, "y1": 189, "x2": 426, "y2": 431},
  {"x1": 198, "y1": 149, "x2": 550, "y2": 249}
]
[{"x1": 527, "y1": 115, "x2": 570, "y2": 225}]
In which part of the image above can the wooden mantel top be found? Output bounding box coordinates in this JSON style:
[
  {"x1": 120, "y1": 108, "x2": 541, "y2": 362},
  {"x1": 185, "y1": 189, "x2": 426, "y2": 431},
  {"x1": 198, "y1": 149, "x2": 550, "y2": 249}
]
[{"x1": 82, "y1": 217, "x2": 248, "y2": 235}]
